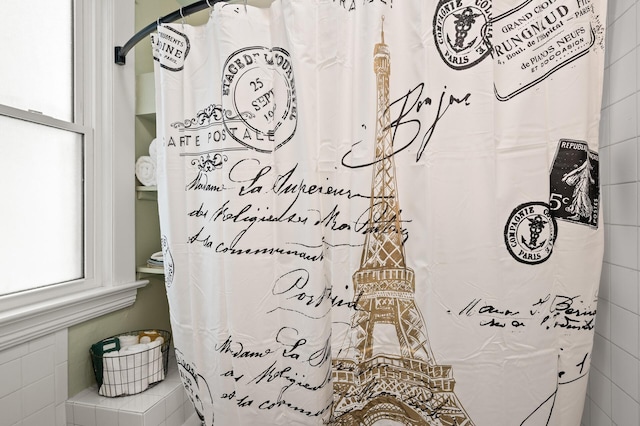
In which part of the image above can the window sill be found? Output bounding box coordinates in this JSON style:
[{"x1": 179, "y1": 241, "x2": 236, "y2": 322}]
[{"x1": 0, "y1": 280, "x2": 148, "y2": 352}]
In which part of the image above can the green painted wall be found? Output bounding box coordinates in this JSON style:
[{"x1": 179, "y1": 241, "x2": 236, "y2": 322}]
[
  {"x1": 66, "y1": 0, "x2": 269, "y2": 398},
  {"x1": 67, "y1": 0, "x2": 207, "y2": 397}
]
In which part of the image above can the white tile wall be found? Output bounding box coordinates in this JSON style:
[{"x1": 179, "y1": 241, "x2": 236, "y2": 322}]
[
  {"x1": 0, "y1": 330, "x2": 196, "y2": 426},
  {"x1": 65, "y1": 356, "x2": 196, "y2": 426},
  {"x1": 583, "y1": 0, "x2": 640, "y2": 424},
  {"x1": 0, "y1": 330, "x2": 68, "y2": 426}
]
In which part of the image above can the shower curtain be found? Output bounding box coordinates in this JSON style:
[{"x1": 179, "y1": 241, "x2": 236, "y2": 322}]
[{"x1": 153, "y1": 1, "x2": 606, "y2": 425}]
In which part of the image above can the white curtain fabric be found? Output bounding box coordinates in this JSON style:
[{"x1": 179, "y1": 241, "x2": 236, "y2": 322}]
[{"x1": 153, "y1": 1, "x2": 607, "y2": 425}]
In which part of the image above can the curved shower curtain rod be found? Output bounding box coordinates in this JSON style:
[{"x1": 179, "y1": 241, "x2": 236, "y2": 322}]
[{"x1": 115, "y1": 0, "x2": 230, "y2": 65}]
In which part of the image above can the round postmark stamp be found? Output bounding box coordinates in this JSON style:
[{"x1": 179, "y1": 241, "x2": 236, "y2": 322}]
[
  {"x1": 504, "y1": 202, "x2": 558, "y2": 265},
  {"x1": 152, "y1": 26, "x2": 190, "y2": 72},
  {"x1": 221, "y1": 46, "x2": 297, "y2": 153},
  {"x1": 433, "y1": 0, "x2": 492, "y2": 70}
]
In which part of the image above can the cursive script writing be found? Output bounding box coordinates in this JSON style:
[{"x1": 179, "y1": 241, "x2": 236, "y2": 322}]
[
  {"x1": 457, "y1": 294, "x2": 597, "y2": 330},
  {"x1": 267, "y1": 268, "x2": 362, "y2": 319},
  {"x1": 342, "y1": 84, "x2": 472, "y2": 168}
]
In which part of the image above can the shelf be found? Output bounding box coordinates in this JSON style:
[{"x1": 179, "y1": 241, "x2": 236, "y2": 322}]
[
  {"x1": 136, "y1": 265, "x2": 164, "y2": 275},
  {"x1": 136, "y1": 185, "x2": 157, "y2": 200},
  {"x1": 136, "y1": 72, "x2": 156, "y2": 118}
]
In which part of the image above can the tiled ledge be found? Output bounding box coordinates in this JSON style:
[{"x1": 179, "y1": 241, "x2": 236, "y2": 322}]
[{"x1": 66, "y1": 356, "x2": 197, "y2": 426}]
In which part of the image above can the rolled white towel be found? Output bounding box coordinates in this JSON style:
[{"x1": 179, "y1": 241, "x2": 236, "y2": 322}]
[
  {"x1": 148, "y1": 337, "x2": 165, "y2": 384},
  {"x1": 99, "y1": 351, "x2": 124, "y2": 397},
  {"x1": 118, "y1": 335, "x2": 139, "y2": 349},
  {"x1": 148, "y1": 138, "x2": 157, "y2": 162},
  {"x1": 135, "y1": 155, "x2": 156, "y2": 186},
  {"x1": 120, "y1": 343, "x2": 150, "y2": 394}
]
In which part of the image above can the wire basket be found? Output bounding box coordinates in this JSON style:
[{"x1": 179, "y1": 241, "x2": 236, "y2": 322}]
[{"x1": 90, "y1": 330, "x2": 172, "y2": 397}]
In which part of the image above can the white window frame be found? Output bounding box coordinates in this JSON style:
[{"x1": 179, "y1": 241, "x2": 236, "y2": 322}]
[{"x1": 0, "y1": 0, "x2": 147, "y2": 352}]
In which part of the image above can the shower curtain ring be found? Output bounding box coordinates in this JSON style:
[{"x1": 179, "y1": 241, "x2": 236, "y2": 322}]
[
  {"x1": 179, "y1": 7, "x2": 185, "y2": 25},
  {"x1": 206, "y1": 0, "x2": 213, "y2": 8},
  {"x1": 244, "y1": 0, "x2": 247, "y2": 13}
]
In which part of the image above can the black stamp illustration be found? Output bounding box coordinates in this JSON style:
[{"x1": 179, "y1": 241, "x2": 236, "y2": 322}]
[
  {"x1": 152, "y1": 26, "x2": 190, "y2": 72},
  {"x1": 550, "y1": 139, "x2": 599, "y2": 228},
  {"x1": 161, "y1": 235, "x2": 174, "y2": 288},
  {"x1": 171, "y1": 104, "x2": 226, "y2": 131},
  {"x1": 493, "y1": 0, "x2": 599, "y2": 100},
  {"x1": 175, "y1": 349, "x2": 214, "y2": 425},
  {"x1": 433, "y1": 0, "x2": 492, "y2": 70},
  {"x1": 221, "y1": 46, "x2": 298, "y2": 153},
  {"x1": 504, "y1": 202, "x2": 557, "y2": 265}
]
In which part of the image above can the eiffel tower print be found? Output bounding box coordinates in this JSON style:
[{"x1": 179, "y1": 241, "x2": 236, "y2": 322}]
[{"x1": 330, "y1": 18, "x2": 475, "y2": 426}]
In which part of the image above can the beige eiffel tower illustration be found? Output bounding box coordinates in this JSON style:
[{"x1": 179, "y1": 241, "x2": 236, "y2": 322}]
[{"x1": 330, "y1": 18, "x2": 475, "y2": 426}]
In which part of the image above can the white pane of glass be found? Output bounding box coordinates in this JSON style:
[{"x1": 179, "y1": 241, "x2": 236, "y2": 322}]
[
  {"x1": 0, "y1": 0, "x2": 73, "y2": 121},
  {"x1": 0, "y1": 116, "x2": 83, "y2": 295}
]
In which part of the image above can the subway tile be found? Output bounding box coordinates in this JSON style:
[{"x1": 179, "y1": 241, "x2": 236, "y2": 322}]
[
  {"x1": 22, "y1": 347, "x2": 55, "y2": 386},
  {"x1": 610, "y1": 304, "x2": 639, "y2": 355},
  {"x1": 591, "y1": 399, "x2": 613, "y2": 426},
  {"x1": 602, "y1": 66, "x2": 611, "y2": 110},
  {"x1": 596, "y1": 298, "x2": 612, "y2": 345},
  {"x1": 612, "y1": 384, "x2": 640, "y2": 425},
  {"x1": 589, "y1": 366, "x2": 613, "y2": 415},
  {"x1": 118, "y1": 409, "x2": 144, "y2": 426},
  {"x1": 600, "y1": 108, "x2": 610, "y2": 149},
  {"x1": 165, "y1": 404, "x2": 184, "y2": 426},
  {"x1": 581, "y1": 395, "x2": 591, "y2": 426},
  {"x1": 602, "y1": 183, "x2": 611, "y2": 225},
  {"x1": 22, "y1": 375, "x2": 55, "y2": 419},
  {"x1": 592, "y1": 333, "x2": 612, "y2": 377},
  {"x1": 609, "y1": 0, "x2": 636, "y2": 24},
  {"x1": 56, "y1": 401, "x2": 66, "y2": 426},
  {"x1": 182, "y1": 412, "x2": 200, "y2": 426},
  {"x1": 611, "y1": 138, "x2": 637, "y2": 184},
  {"x1": 608, "y1": 7, "x2": 637, "y2": 64},
  {"x1": 56, "y1": 402, "x2": 67, "y2": 426},
  {"x1": 86, "y1": 394, "x2": 130, "y2": 412},
  {"x1": 609, "y1": 103, "x2": 636, "y2": 152},
  {"x1": 164, "y1": 387, "x2": 184, "y2": 418},
  {"x1": 27, "y1": 334, "x2": 55, "y2": 353},
  {"x1": 610, "y1": 182, "x2": 637, "y2": 225},
  {"x1": 638, "y1": 4, "x2": 640, "y2": 46},
  {"x1": 73, "y1": 403, "x2": 96, "y2": 426},
  {"x1": 611, "y1": 344, "x2": 639, "y2": 401},
  {"x1": 600, "y1": 145, "x2": 610, "y2": 187},
  {"x1": 22, "y1": 404, "x2": 56, "y2": 426},
  {"x1": 604, "y1": 225, "x2": 610, "y2": 265},
  {"x1": 0, "y1": 359, "x2": 22, "y2": 399},
  {"x1": 95, "y1": 406, "x2": 118, "y2": 426},
  {"x1": 183, "y1": 400, "x2": 196, "y2": 419},
  {"x1": 600, "y1": 262, "x2": 612, "y2": 301},
  {"x1": 65, "y1": 401, "x2": 74, "y2": 425},
  {"x1": 119, "y1": 393, "x2": 164, "y2": 414},
  {"x1": 610, "y1": 51, "x2": 637, "y2": 104},
  {"x1": 55, "y1": 362, "x2": 68, "y2": 405},
  {"x1": 608, "y1": 225, "x2": 637, "y2": 269},
  {"x1": 142, "y1": 400, "x2": 166, "y2": 426},
  {"x1": 610, "y1": 264, "x2": 639, "y2": 313},
  {"x1": 55, "y1": 330, "x2": 68, "y2": 367},
  {"x1": 0, "y1": 391, "x2": 23, "y2": 426},
  {"x1": 0, "y1": 344, "x2": 28, "y2": 366}
]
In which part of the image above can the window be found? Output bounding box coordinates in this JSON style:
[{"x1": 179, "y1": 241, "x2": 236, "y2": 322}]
[
  {"x1": 0, "y1": 0, "x2": 86, "y2": 296},
  {"x1": 0, "y1": 0, "x2": 144, "y2": 350}
]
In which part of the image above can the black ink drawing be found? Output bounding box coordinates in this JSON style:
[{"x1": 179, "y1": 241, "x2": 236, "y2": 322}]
[
  {"x1": 550, "y1": 139, "x2": 599, "y2": 228},
  {"x1": 504, "y1": 202, "x2": 558, "y2": 265}
]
